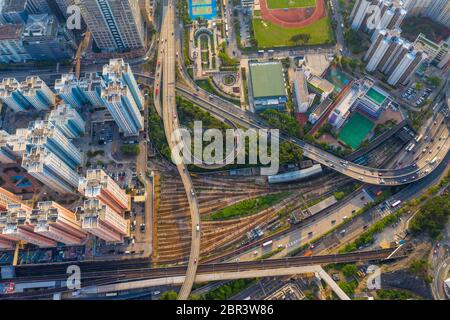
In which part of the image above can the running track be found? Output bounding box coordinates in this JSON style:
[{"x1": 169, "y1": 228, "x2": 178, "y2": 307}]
[{"x1": 259, "y1": 0, "x2": 326, "y2": 28}]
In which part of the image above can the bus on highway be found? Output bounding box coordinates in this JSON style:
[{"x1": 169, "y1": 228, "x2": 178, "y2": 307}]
[
  {"x1": 430, "y1": 156, "x2": 438, "y2": 165},
  {"x1": 415, "y1": 134, "x2": 423, "y2": 143},
  {"x1": 391, "y1": 200, "x2": 401, "y2": 208},
  {"x1": 262, "y1": 240, "x2": 273, "y2": 247},
  {"x1": 406, "y1": 143, "x2": 415, "y2": 152},
  {"x1": 303, "y1": 250, "x2": 313, "y2": 257}
]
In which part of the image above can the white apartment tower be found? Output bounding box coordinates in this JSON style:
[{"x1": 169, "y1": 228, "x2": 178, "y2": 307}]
[
  {"x1": 101, "y1": 82, "x2": 144, "y2": 136},
  {"x1": 49, "y1": 104, "x2": 86, "y2": 139},
  {"x1": 0, "y1": 203, "x2": 57, "y2": 248},
  {"x1": 0, "y1": 78, "x2": 32, "y2": 112},
  {"x1": 79, "y1": 169, "x2": 130, "y2": 214},
  {"x1": 22, "y1": 145, "x2": 80, "y2": 194},
  {"x1": 387, "y1": 48, "x2": 427, "y2": 86},
  {"x1": 20, "y1": 76, "x2": 55, "y2": 110},
  {"x1": 102, "y1": 58, "x2": 144, "y2": 110},
  {"x1": 30, "y1": 201, "x2": 87, "y2": 245},
  {"x1": 81, "y1": 198, "x2": 129, "y2": 243},
  {"x1": 0, "y1": 130, "x2": 18, "y2": 164},
  {"x1": 28, "y1": 120, "x2": 82, "y2": 169}
]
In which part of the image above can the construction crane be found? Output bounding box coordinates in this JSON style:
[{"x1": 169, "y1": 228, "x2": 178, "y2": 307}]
[
  {"x1": 73, "y1": 31, "x2": 91, "y2": 79},
  {"x1": 12, "y1": 241, "x2": 25, "y2": 266}
]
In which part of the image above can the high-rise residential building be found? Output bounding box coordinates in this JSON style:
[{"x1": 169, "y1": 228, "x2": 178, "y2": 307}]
[
  {"x1": 55, "y1": 73, "x2": 91, "y2": 109},
  {"x1": 0, "y1": 196, "x2": 19, "y2": 249},
  {"x1": 364, "y1": 28, "x2": 427, "y2": 86},
  {"x1": 0, "y1": 236, "x2": 14, "y2": 249},
  {"x1": 81, "y1": 198, "x2": 129, "y2": 243},
  {"x1": 101, "y1": 82, "x2": 144, "y2": 136},
  {"x1": 0, "y1": 78, "x2": 33, "y2": 112},
  {"x1": 28, "y1": 120, "x2": 82, "y2": 169},
  {"x1": 387, "y1": 44, "x2": 428, "y2": 86},
  {"x1": 0, "y1": 130, "x2": 18, "y2": 164},
  {"x1": 75, "y1": 0, "x2": 145, "y2": 52},
  {"x1": 364, "y1": 29, "x2": 403, "y2": 72},
  {"x1": 0, "y1": 187, "x2": 22, "y2": 211},
  {"x1": 351, "y1": 0, "x2": 407, "y2": 32},
  {"x1": 48, "y1": 104, "x2": 86, "y2": 139},
  {"x1": 55, "y1": 72, "x2": 104, "y2": 108},
  {"x1": 102, "y1": 58, "x2": 144, "y2": 110},
  {"x1": 79, "y1": 169, "x2": 130, "y2": 214},
  {"x1": 406, "y1": 0, "x2": 450, "y2": 27},
  {"x1": 101, "y1": 64, "x2": 144, "y2": 136},
  {"x1": 20, "y1": 76, "x2": 55, "y2": 110},
  {"x1": 0, "y1": 203, "x2": 57, "y2": 247},
  {"x1": 30, "y1": 201, "x2": 87, "y2": 245},
  {"x1": 8, "y1": 128, "x2": 30, "y2": 157},
  {"x1": 22, "y1": 145, "x2": 80, "y2": 194},
  {"x1": 0, "y1": 24, "x2": 31, "y2": 64},
  {"x1": 80, "y1": 72, "x2": 104, "y2": 106}
]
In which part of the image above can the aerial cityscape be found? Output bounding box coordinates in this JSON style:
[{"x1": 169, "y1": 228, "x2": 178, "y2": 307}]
[{"x1": 0, "y1": 0, "x2": 448, "y2": 304}]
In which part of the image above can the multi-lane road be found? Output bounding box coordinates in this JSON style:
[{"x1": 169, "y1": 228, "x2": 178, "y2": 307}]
[{"x1": 156, "y1": 0, "x2": 200, "y2": 300}]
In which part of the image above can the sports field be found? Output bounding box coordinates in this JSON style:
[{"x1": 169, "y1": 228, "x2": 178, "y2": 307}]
[
  {"x1": 365, "y1": 88, "x2": 387, "y2": 106},
  {"x1": 338, "y1": 113, "x2": 374, "y2": 149},
  {"x1": 193, "y1": 7, "x2": 213, "y2": 15},
  {"x1": 253, "y1": 16, "x2": 332, "y2": 48},
  {"x1": 267, "y1": 0, "x2": 316, "y2": 9},
  {"x1": 192, "y1": 0, "x2": 212, "y2": 4}
]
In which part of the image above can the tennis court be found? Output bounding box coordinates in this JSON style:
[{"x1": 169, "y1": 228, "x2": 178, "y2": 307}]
[
  {"x1": 192, "y1": 0, "x2": 212, "y2": 4},
  {"x1": 365, "y1": 88, "x2": 386, "y2": 106},
  {"x1": 338, "y1": 112, "x2": 374, "y2": 149},
  {"x1": 189, "y1": 0, "x2": 217, "y2": 19}
]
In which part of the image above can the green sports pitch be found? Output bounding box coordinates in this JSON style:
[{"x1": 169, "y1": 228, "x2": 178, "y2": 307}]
[
  {"x1": 252, "y1": 16, "x2": 333, "y2": 48},
  {"x1": 338, "y1": 112, "x2": 375, "y2": 150},
  {"x1": 266, "y1": 0, "x2": 316, "y2": 9}
]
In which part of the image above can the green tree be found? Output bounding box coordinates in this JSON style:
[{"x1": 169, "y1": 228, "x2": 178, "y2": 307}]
[
  {"x1": 290, "y1": 33, "x2": 311, "y2": 45},
  {"x1": 409, "y1": 195, "x2": 450, "y2": 238},
  {"x1": 120, "y1": 144, "x2": 140, "y2": 156},
  {"x1": 427, "y1": 76, "x2": 442, "y2": 87},
  {"x1": 342, "y1": 264, "x2": 358, "y2": 278},
  {"x1": 334, "y1": 191, "x2": 346, "y2": 201},
  {"x1": 338, "y1": 280, "x2": 357, "y2": 297},
  {"x1": 409, "y1": 259, "x2": 432, "y2": 283},
  {"x1": 159, "y1": 291, "x2": 178, "y2": 300}
]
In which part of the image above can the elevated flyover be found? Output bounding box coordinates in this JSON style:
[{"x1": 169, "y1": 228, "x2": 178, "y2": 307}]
[{"x1": 157, "y1": 0, "x2": 200, "y2": 300}]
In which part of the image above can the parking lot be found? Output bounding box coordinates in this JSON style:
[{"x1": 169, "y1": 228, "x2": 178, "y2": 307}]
[
  {"x1": 92, "y1": 121, "x2": 115, "y2": 145},
  {"x1": 401, "y1": 83, "x2": 434, "y2": 107}
]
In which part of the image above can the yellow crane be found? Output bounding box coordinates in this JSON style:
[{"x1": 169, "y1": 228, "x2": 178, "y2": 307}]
[
  {"x1": 12, "y1": 241, "x2": 25, "y2": 266},
  {"x1": 74, "y1": 31, "x2": 91, "y2": 79}
]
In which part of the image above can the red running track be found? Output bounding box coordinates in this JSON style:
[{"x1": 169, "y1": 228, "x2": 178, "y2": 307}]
[{"x1": 259, "y1": 0, "x2": 326, "y2": 28}]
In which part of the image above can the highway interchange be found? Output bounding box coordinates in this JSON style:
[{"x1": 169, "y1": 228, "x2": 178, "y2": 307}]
[
  {"x1": 0, "y1": 0, "x2": 447, "y2": 301},
  {"x1": 147, "y1": 0, "x2": 450, "y2": 298}
]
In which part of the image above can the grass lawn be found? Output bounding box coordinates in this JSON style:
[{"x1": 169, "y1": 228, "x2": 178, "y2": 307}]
[
  {"x1": 253, "y1": 16, "x2": 333, "y2": 48},
  {"x1": 338, "y1": 113, "x2": 374, "y2": 150},
  {"x1": 203, "y1": 192, "x2": 291, "y2": 221},
  {"x1": 266, "y1": 0, "x2": 316, "y2": 9}
]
